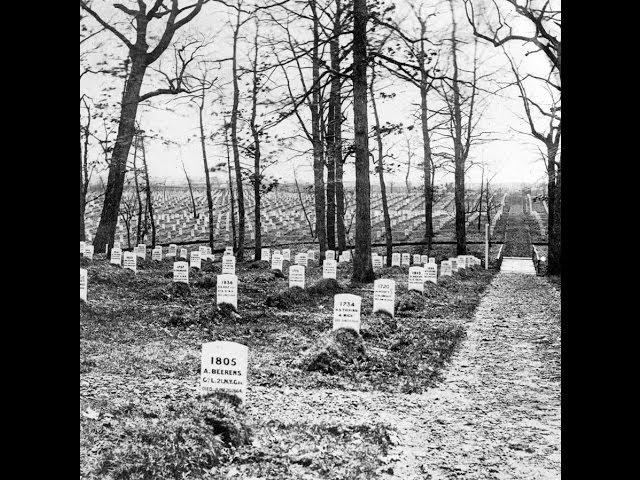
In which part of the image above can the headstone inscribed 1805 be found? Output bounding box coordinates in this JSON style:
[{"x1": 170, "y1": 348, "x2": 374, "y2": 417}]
[
  {"x1": 289, "y1": 265, "x2": 305, "y2": 289},
  {"x1": 222, "y1": 255, "x2": 236, "y2": 274},
  {"x1": 401, "y1": 253, "x2": 411, "y2": 266},
  {"x1": 216, "y1": 274, "x2": 238, "y2": 309},
  {"x1": 391, "y1": 253, "x2": 401, "y2": 266},
  {"x1": 323, "y1": 259, "x2": 337, "y2": 279},
  {"x1": 408, "y1": 266, "x2": 425, "y2": 293},
  {"x1": 190, "y1": 251, "x2": 202, "y2": 270},
  {"x1": 373, "y1": 279, "x2": 395, "y2": 317},
  {"x1": 424, "y1": 263, "x2": 438, "y2": 284},
  {"x1": 200, "y1": 341, "x2": 248, "y2": 403},
  {"x1": 80, "y1": 268, "x2": 88, "y2": 302},
  {"x1": 271, "y1": 253, "x2": 284, "y2": 271},
  {"x1": 173, "y1": 261, "x2": 189, "y2": 283},
  {"x1": 110, "y1": 247, "x2": 122, "y2": 266},
  {"x1": 123, "y1": 251, "x2": 137, "y2": 273},
  {"x1": 333, "y1": 294, "x2": 362, "y2": 333}
]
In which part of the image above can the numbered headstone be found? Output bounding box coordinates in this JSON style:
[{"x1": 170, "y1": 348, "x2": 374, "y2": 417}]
[
  {"x1": 440, "y1": 260, "x2": 453, "y2": 276},
  {"x1": 216, "y1": 274, "x2": 238, "y2": 309},
  {"x1": 282, "y1": 248, "x2": 291, "y2": 261},
  {"x1": 110, "y1": 247, "x2": 122, "y2": 266},
  {"x1": 413, "y1": 254, "x2": 421, "y2": 265},
  {"x1": 222, "y1": 254, "x2": 236, "y2": 274},
  {"x1": 391, "y1": 252, "x2": 401, "y2": 266},
  {"x1": 449, "y1": 257, "x2": 459, "y2": 273},
  {"x1": 271, "y1": 253, "x2": 284, "y2": 271},
  {"x1": 372, "y1": 255, "x2": 383, "y2": 269},
  {"x1": 123, "y1": 251, "x2": 137, "y2": 273},
  {"x1": 179, "y1": 248, "x2": 188, "y2": 259},
  {"x1": 342, "y1": 250, "x2": 351, "y2": 262},
  {"x1": 136, "y1": 244, "x2": 146, "y2": 259},
  {"x1": 261, "y1": 248, "x2": 270, "y2": 261},
  {"x1": 152, "y1": 247, "x2": 163, "y2": 261},
  {"x1": 200, "y1": 341, "x2": 248, "y2": 403},
  {"x1": 80, "y1": 268, "x2": 88, "y2": 302},
  {"x1": 401, "y1": 253, "x2": 411, "y2": 266},
  {"x1": 373, "y1": 279, "x2": 395, "y2": 317},
  {"x1": 421, "y1": 255, "x2": 429, "y2": 265},
  {"x1": 173, "y1": 261, "x2": 189, "y2": 283},
  {"x1": 168, "y1": 244, "x2": 177, "y2": 257},
  {"x1": 325, "y1": 250, "x2": 336, "y2": 261},
  {"x1": 408, "y1": 266, "x2": 425, "y2": 293},
  {"x1": 424, "y1": 263, "x2": 438, "y2": 284},
  {"x1": 83, "y1": 245, "x2": 94, "y2": 260},
  {"x1": 323, "y1": 259, "x2": 337, "y2": 279},
  {"x1": 289, "y1": 265, "x2": 305, "y2": 289},
  {"x1": 190, "y1": 251, "x2": 202, "y2": 270},
  {"x1": 332, "y1": 294, "x2": 362, "y2": 333},
  {"x1": 295, "y1": 252, "x2": 308, "y2": 267}
]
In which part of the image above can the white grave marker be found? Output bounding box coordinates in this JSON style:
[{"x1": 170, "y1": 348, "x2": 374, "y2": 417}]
[
  {"x1": 282, "y1": 249, "x2": 291, "y2": 261},
  {"x1": 391, "y1": 252, "x2": 401, "y2": 266},
  {"x1": 441, "y1": 260, "x2": 453, "y2": 276},
  {"x1": 136, "y1": 244, "x2": 146, "y2": 259},
  {"x1": 152, "y1": 247, "x2": 163, "y2": 261},
  {"x1": 413, "y1": 254, "x2": 421, "y2": 265},
  {"x1": 179, "y1": 248, "x2": 188, "y2": 259},
  {"x1": 110, "y1": 247, "x2": 122, "y2": 266},
  {"x1": 401, "y1": 253, "x2": 411, "y2": 266},
  {"x1": 168, "y1": 244, "x2": 177, "y2": 257},
  {"x1": 123, "y1": 251, "x2": 137, "y2": 273},
  {"x1": 372, "y1": 255, "x2": 383, "y2": 269},
  {"x1": 80, "y1": 268, "x2": 88, "y2": 302},
  {"x1": 289, "y1": 265, "x2": 305, "y2": 289},
  {"x1": 342, "y1": 250, "x2": 351, "y2": 262},
  {"x1": 190, "y1": 251, "x2": 202, "y2": 270},
  {"x1": 173, "y1": 261, "x2": 189, "y2": 283},
  {"x1": 325, "y1": 250, "x2": 336, "y2": 261},
  {"x1": 429, "y1": 258, "x2": 436, "y2": 264},
  {"x1": 200, "y1": 341, "x2": 248, "y2": 403},
  {"x1": 424, "y1": 263, "x2": 438, "y2": 284},
  {"x1": 271, "y1": 253, "x2": 284, "y2": 271},
  {"x1": 224, "y1": 246, "x2": 234, "y2": 256},
  {"x1": 323, "y1": 259, "x2": 337, "y2": 279},
  {"x1": 332, "y1": 294, "x2": 362, "y2": 333},
  {"x1": 421, "y1": 255, "x2": 429, "y2": 265},
  {"x1": 80, "y1": 241, "x2": 86, "y2": 254},
  {"x1": 373, "y1": 279, "x2": 395, "y2": 317},
  {"x1": 295, "y1": 252, "x2": 308, "y2": 267},
  {"x1": 83, "y1": 245, "x2": 94, "y2": 260},
  {"x1": 408, "y1": 266, "x2": 425, "y2": 293},
  {"x1": 307, "y1": 250, "x2": 316, "y2": 261},
  {"x1": 222, "y1": 255, "x2": 236, "y2": 274},
  {"x1": 449, "y1": 257, "x2": 458, "y2": 273},
  {"x1": 216, "y1": 274, "x2": 238, "y2": 309},
  {"x1": 457, "y1": 256, "x2": 466, "y2": 270},
  {"x1": 261, "y1": 248, "x2": 270, "y2": 261}
]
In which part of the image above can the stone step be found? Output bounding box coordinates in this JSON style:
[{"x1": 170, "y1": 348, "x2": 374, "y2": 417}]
[{"x1": 500, "y1": 257, "x2": 536, "y2": 274}]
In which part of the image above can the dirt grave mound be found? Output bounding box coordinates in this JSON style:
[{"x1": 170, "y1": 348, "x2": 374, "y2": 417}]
[
  {"x1": 294, "y1": 328, "x2": 367, "y2": 374},
  {"x1": 307, "y1": 278, "x2": 342, "y2": 296},
  {"x1": 265, "y1": 286, "x2": 311, "y2": 309},
  {"x1": 396, "y1": 290, "x2": 426, "y2": 312}
]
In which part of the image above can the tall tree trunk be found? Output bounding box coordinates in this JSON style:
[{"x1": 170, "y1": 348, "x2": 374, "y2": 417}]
[
  {"x1": 140, "y1": 135, "x2": 156, "y2": 247},
  {"x1": 199, "y1": 98, "x2": 215, "y2": 253},
  {"x1": 250, "y1": 25, "x2": 263, "y2": 261},
  {"x1": 370, "y1": 67, "x2": 392, "y2": 265},
  {"x1": 405, "y1": 137, "x2": 412, "y2": 192},
  {"x1": 310, "y1": 0, "x2": 327, "y2": 259},
  {"x1": 330, "y1": 0, "x2": 346, "y2": 252},
  {"x1": 419, "y1": 31, "x2": 434, "y2": 253},
  {"x1": 225, "y1": 125, "x2": 238, "y2": 250},
  {"x1": 92, "y1": 57, "x2": 147, "y2": 251},
  {"x1": 180, "y1": 150, "x2": 197, "y2": 219},
  {"x1": 547, "y1": 146, "x2": 560, "y2": 274},
  {"x1": 80, "y1": 140, "x2": 86, "y2": 241},
  {"x1": 231, "y1": 13, "x2": 245, "y2": 260},
  {"x1": 351, "y1": 0, "x2": 374, "y2": 282},
  {"x1": 478, "y1": 167, "x2": 484, "y2": 231},
  {"x1": 449, "y1": 0, "x2": 466, "y2": 255},
  {"x1": 133, "y1": 134, "x2": 143, "y2": 244}
]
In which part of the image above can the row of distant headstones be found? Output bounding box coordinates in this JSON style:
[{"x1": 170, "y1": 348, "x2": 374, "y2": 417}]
[{"x1": 80, "y1": 253, "x2": 481, "y2": 405}]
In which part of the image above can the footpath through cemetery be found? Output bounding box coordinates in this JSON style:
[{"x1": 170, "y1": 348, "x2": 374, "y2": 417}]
[{"x1": 80, "y1": 189, "x2": 560, "y2": 479}]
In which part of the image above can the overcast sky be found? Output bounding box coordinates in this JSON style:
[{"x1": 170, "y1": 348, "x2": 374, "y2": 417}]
[{"x1": 80, "y1": 0, "x2": 559, "y2": 188}]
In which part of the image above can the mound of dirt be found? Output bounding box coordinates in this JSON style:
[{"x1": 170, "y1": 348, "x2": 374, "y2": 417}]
[
  {"x1": 294, "y1": 328, "x2": 367, "y2": 374},
  {"x1": 162, "y1": 282, "x2": 191, "y2": 299},
  {"x1": 248, "y1": 260, "x2": 270, "y2": 269},
  {"x1": 396, "y1": 290, "x2": 426, "y2": 312},
  {"x1": 307, "y1": 278, "x2": 342, "y2": 296},
  {"x1": 195, "y1": 275, "x2": 217, "y2": 289},
  {"x1": 265, "y1": 286, "x2": 311, "y2": 309},
  {"x1": 79, "y1": 257, "x2": 92, "y2": 267},
  {"x1": 422, "y1": 281, "x2": 443, "y2": 297},
  {"x1": 360, "y1": 313, "x2": 397, "y2": 340}
]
